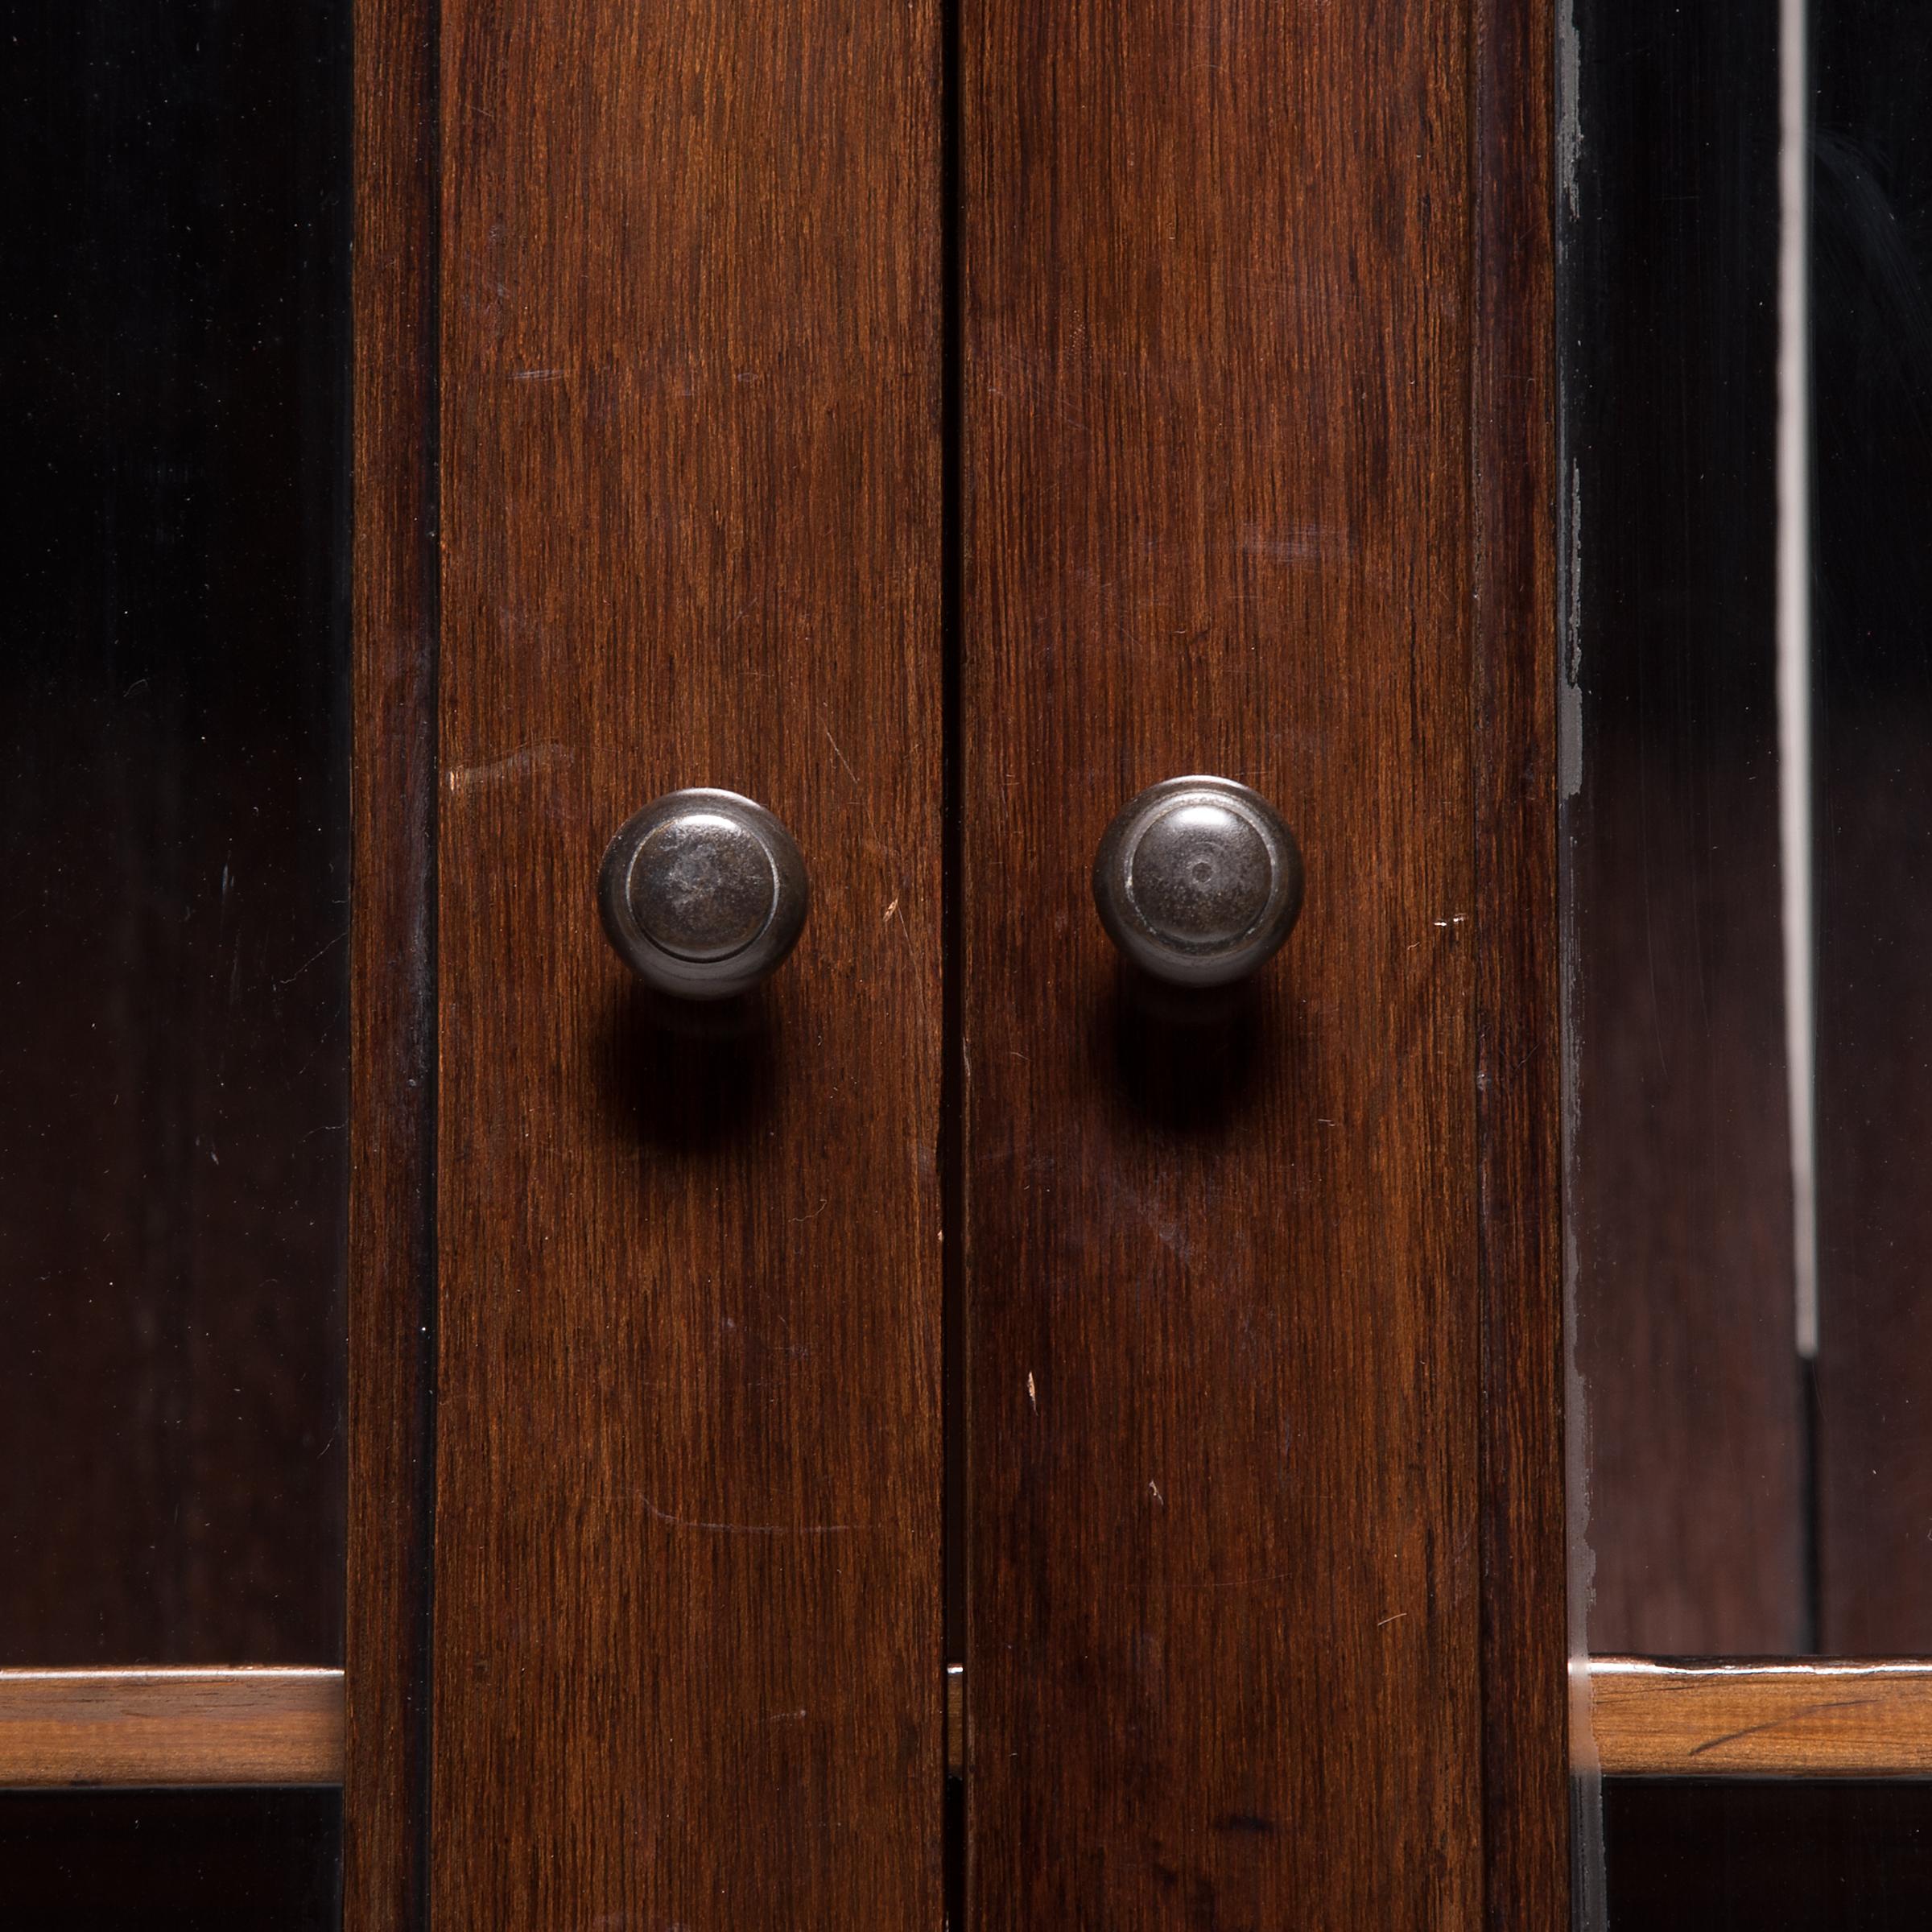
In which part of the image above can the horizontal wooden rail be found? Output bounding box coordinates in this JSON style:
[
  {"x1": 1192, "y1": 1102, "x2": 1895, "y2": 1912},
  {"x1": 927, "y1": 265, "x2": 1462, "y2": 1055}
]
[
  {"x1": 5, "y1": 1656, "x2": 1932, "y2": 1785},
  {"x1": 1584, "y1": 1658, "x2": 1932, "y2": 1777},
  {"x1": 0, "y1": 1667, "x2": 344, "y2": 1788}
]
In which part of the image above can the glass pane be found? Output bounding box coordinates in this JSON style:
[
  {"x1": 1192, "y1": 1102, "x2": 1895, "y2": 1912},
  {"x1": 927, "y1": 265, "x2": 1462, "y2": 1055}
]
[
  {"x1": 0, "y1": 1791, "x2": 341, "y2": 1932},
  {"x1": 1563, "y1": 0, "x2": 1799, "y2": 1659},
  {"x1": 1566, "y1": 0, "x2": 1932, "y2": 1917},
  {"x1": 1564, "y1": 0, "x2": 1932, "y2": 1658},
  {"x1": 1604, "y1": 1781, "x2": 1932, "y2": 1930},
  {"x1": 0, "y1": 6, "x2": 349, "y2": 1662},
  {"x1": 1809, "y1": 0, "x2": 1932, "y2": 1655}
]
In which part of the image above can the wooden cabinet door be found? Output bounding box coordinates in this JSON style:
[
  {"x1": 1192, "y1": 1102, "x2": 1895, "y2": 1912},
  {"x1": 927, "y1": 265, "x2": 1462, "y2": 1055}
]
[
  {"x1": 350, "y1": 1, "x2": 946, "y2": 1926},
  {"x1": 957, "y1": 2, "x2": 1563, "y2": 1925},
  {"x1": 344, "y1": 0, "x2": 1566, "y2": 1927}
]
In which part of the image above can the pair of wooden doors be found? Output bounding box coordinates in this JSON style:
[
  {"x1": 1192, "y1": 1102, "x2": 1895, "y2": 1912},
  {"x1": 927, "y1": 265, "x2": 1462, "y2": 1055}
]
[{"x1": 346, "y1": 0, "x2": 1565, "y2": 1924}]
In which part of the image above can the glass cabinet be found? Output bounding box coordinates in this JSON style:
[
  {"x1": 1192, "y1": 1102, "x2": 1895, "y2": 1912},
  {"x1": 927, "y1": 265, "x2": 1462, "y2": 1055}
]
[{"x1": 2, "y1": 0, "x2": 1927, "y2": 1925}]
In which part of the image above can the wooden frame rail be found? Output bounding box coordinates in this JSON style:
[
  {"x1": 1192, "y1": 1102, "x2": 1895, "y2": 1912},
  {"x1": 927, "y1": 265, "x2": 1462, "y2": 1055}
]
[
  {"x1": 6, "y1": 1658, "x2": 1931, "y2": 1786},
  {"x1": 0, "y1": 1668, "x2": 344, "y2": 1788},
  {"x1": 1585, "y1": 1658, "x2": 1932, "y2": 1777}
]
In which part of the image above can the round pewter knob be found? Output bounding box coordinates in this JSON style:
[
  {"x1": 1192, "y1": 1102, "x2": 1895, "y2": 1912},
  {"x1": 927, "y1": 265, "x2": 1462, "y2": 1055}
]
[
  {"x1": 598, "y1": 788, "x2": 808, "y2": 999},
  {"x1": 1092, "y1": 775, "x2": 1303, "y2": 988}
]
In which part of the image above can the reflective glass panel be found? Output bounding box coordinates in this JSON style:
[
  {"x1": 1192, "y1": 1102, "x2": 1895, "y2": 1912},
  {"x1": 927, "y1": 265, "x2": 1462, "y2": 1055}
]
[{"x1": 0, "y1": 5, "x2": 350, "y2": 1666}]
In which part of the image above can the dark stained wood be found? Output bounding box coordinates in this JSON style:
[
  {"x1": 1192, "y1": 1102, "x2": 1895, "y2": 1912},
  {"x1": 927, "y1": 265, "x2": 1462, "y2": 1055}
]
[
  {"x1": 1474, "y1": 0, "x2": 1568, "y2": 1919},
  {"x1": 1810, "y1": 0, "x2": 1932, "y2": 1655},
  {"x1": 960, "y1": 4, "x2": 1491, "y2": 1923},
  {"x1": 427, "y1": 2, "x2": 945, "y2": 1925},
  {"x1": 1562, "y1": 0, "x2": 1804, "y2": 1654},
  {"x1": 345, "y1": 0, "x2": 440, "y2": 1924}
]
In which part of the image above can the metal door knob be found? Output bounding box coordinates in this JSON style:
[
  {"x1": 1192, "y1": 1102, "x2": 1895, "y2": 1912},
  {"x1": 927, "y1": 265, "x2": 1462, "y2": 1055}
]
[
  {"x1": 598, "y1": 788, "x2": 808, "y2": 998},
  {"x1": 1092, "y1": 775, "x2": 1303, "y2": 987}
]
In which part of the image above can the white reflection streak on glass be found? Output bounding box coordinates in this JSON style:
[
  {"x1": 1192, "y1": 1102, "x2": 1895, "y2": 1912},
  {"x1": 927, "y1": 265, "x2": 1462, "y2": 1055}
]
[{"x1": 1778, "y1": 0, "x2": 1818, "y2": 1360}]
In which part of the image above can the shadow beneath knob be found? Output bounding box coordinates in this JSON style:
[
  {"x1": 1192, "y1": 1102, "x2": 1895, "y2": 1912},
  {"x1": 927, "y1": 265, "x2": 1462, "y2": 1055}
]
[
  {"x1": 594, "y1": 978, "x2": 782, "y2": 1153},
  {"x1": 1095, "y1": 960, "x2": 1280, "y2": 1134}
]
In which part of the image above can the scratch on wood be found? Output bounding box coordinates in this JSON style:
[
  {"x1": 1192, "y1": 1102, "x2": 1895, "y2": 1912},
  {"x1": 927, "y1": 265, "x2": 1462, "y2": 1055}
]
[
  {"x1": 1687, "y1": 1697, "x2": 1875, "y2": 1757},
  {"x1": 446, "y1": 741, "x2": 574, "y2": 795},
  {"x1": 822, "y1": 719, "x2": 860, "y2": 785},
  {"x1": 639, "y1": 1497, "x2": 863, "y2": 1538}
]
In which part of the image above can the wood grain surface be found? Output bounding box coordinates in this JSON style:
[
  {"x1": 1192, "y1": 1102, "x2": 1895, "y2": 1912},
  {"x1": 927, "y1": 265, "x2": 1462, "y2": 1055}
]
[
  {"x1": 345, "y1": 0, "x2": 440, "y2": 1924},
  {"x1": 0, "y1": 1668, "x2": 343, "y2": 1788},
  {"x1": 1474, "y1": 0, "x2": 1568, "y2": 1920},
  {"x1": 960, "y1": 3, "x2": 1492, "y2": 1924},
  {"x1": 427, "y1": 2, "x2": 945, "y2": 1925},
  {"x1": 1585, "y1": 1659, "x2": 1932, "y2": 1777}
]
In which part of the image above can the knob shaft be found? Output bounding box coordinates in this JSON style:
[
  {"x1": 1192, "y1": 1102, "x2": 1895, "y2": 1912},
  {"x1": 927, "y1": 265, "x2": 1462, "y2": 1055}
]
[
  {"x1": 599, "y1": 789, "x2": 808, "y2": 998},
  {"x1": 1092, "y1": 775, "x2": 1302, "y2": 987}
]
